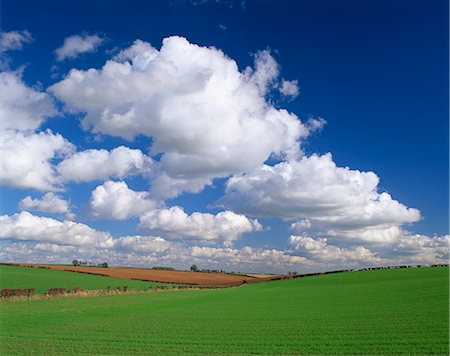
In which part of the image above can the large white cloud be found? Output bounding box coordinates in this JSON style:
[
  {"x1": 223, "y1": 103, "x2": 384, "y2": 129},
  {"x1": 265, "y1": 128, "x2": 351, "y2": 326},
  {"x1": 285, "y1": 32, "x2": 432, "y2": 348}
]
[
  {"x1": 49, "y1": 36, "x2": 308, "y2": 197},
  {"x1": 0, "y1": 211, "x2": 114, "y2": 248},
  {"x1": 139, "y1": 206, "x2": 262, "y2": 245},
  {"x1": 19, "y1": 192, "x2": 71, "y2": 214},
  {"x1": 0, "y1": 71, "x2": 57, "y2": 131},
  {"x1": 57, "y1": 146, "x2": 153, "y2": 183},
  {"x1": 219, "y1": 153, "x2": 421, "y2": 230},
  {"x1": 90, "y1": 180, "x2": 158, "y2": 220},
  {"x1": 0, "y1": 130, "x2": 74, "y2": 191},
  {"x1": 55, "y1": 33, "x2": 103, "y2": 61}
]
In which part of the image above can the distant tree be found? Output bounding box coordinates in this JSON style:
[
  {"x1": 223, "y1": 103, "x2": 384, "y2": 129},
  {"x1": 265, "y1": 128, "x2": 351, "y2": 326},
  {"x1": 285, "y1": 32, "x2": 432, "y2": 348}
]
[
  {"x1": 152, "y1": 266, "x2": 175, "y2": 271},
  {"x1": 190, "y1": 264, "x2": 198, "y2": 272},
  {"x1": 98, "y1": 262, "x2": 108, "y2": 268},
  {"x1": 72, "y1": 259, "x2": 79, "y2": 266}
]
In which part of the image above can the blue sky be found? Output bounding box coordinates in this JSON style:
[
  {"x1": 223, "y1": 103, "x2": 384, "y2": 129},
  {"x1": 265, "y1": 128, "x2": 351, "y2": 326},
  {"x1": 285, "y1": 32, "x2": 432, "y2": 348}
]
[{"x1": 0, "y1": 0, "x2": 448, "y2": 272}]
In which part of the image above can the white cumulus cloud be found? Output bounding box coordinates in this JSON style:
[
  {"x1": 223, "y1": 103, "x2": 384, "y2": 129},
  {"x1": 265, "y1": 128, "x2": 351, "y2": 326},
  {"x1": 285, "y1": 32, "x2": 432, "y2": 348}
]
[
  {"x1": 289, "y1": 235, "x2": 381, "y2": 265},
  {"x1": 0, "y1": 130, "x2": 74, "y2": 191},
  {"x1": 57, "y1": 146, "x2": 153, "y2": 183},
  {"x1": 19, "y1": 192, "x2": 71, "y2": 214},
  {"x1": 49, "y1": 36, "x2": 308, "y2": 198},
  {"x1": 115, "y1": 235, "x2": 171, "y2": 254},
  {"x1": 90, "y1": 180, "x2": 158, "y2": 220},
  {"x1": 394, "y1": 233, "x2": 449, "y2": 263},
  {"x1": 55, "y1": 33, "x2": 103, "y2": 61},
  {"x1": 0, "y1": 211, "x2": 114, "y2": 248},
  {"x1": 290, "y1": 219, "x2": 312, "y2": 232},
  {"x1": 189, "y1": 245, "x2": 310, "y2": 269},
  {"x1": 0, "y1": 71, "x2": 57, "y2": 131},
  {"x1": 0, "y1": 211, "x2": 446, "y2": 272},
  {"x1": 219, "y1": 153, "x2": 421, "y2": 229},
  {"x1": 0, "y1": 214, "x2": 171, "y2": 257},
  {"x1": 139, "y1": 206, "x2": 262, "y2": 245},
  {"x1": 289, "y1": 229, "x2": 449, "y2": 268}
]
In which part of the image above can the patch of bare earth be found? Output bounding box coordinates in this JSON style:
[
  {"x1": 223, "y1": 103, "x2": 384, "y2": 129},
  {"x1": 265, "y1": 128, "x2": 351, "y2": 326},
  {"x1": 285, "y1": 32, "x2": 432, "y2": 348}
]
[{"x1": 20, "y1": 264, "x2": 288, "y2": 286}]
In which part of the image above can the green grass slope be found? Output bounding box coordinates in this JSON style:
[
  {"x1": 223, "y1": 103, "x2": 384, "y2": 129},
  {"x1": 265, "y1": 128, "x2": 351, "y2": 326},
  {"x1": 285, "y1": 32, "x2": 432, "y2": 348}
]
[
  {"x1": 0, "y1": 265, "x2": 169, "y2": 293},
  {"x1": 0, "y1": 267, "x2": 448, "y2": 355}
]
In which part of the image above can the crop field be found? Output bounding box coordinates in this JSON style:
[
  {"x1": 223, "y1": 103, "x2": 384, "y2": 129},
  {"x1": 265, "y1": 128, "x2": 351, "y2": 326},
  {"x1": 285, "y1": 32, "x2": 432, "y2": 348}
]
[
  {"x1": 0, "y1": 265, "x2": 171, "y2": 294},
  {"x1": 19, "y1": 264, "x2": 276, "y2": 285},
  {"x1": 0, "y1": 266, "x2": 447, "y2": 354}
]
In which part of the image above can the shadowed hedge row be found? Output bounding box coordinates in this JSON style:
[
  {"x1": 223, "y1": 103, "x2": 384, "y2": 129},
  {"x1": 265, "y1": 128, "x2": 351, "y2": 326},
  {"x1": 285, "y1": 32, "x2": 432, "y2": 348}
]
[
  {"x1": 1, "y1": 287, "x2": 87, "y2": 298},
  {"x1": 0, "y1": 282, "x2": 249, "y2": 301},
  {"x1": 0, "y1": 288, "x2": 36, "y2": 297}
]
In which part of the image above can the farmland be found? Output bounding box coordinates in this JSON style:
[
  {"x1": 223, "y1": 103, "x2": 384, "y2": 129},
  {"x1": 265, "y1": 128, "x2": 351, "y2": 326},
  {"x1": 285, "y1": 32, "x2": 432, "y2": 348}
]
[
  {"x1": 0, "y1": 265, "x2": 171, "y2": 294},
  {"x1": 0, "y1": 266, "x2": 448, "y2": 354},
  {"x1": 18, "y1": 264, "x2": 278, "y2": 285}
]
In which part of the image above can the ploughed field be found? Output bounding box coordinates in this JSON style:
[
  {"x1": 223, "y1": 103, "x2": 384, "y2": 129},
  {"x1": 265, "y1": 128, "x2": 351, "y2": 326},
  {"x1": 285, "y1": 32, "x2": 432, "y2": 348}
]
[
  {"x1": 0, "y1": 267, "x2": 448, "y2": 355},
  {"x1": 18, "y1": 264, "x2": 284, "y2": 285}
]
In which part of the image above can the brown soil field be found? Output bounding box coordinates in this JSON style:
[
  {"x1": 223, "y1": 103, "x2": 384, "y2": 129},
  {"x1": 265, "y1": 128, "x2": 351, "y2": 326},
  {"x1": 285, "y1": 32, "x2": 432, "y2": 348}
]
[
  {"x1": 243, "y1": 273, "x2": 281, "y2": 279},
  {"x1": 21, "y1": 264, "x2": 287, "y2": 286}
]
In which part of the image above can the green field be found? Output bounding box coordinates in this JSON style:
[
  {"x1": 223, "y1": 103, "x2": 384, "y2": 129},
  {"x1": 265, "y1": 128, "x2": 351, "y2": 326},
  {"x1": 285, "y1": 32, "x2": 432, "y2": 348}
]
[
  {"x1": 0, "y1": 267, "x2": 448, "y2": 354},
  {"x1": 0, "y1": 265, "x2": 170, "y2": 293}
]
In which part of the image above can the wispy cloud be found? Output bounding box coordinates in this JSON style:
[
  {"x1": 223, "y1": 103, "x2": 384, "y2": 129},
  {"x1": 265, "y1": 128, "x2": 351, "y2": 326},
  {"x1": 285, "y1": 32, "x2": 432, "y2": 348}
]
[
  {"x1": 55, "y1": 33, "x2": 103, "y2": 61},
  {"x1": 0, "y1": 30, "x2": 32, "y2": 53}
]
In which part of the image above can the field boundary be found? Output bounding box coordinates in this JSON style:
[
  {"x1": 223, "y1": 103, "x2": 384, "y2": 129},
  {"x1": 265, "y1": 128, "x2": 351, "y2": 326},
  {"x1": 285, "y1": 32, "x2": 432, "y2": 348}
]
[{"x1": 0, "y1": 283, "x2": 247, "y2": 303}]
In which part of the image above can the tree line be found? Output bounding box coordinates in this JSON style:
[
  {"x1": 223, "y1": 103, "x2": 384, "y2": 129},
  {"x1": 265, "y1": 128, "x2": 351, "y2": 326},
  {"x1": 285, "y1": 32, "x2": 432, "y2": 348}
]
[{"x1": 72, "y1": 259, "x2": 108, "y2": 268}]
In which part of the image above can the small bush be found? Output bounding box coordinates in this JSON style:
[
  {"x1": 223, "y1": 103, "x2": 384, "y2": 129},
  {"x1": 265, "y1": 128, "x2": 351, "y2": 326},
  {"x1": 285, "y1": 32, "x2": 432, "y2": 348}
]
[
  {"x1": 1, "y1": 288, "x2": 36, "y2": 298},
  {"x1": 72, "y1": 287, "x2": 85, "y2": 293},
  {"x1": 48, "y1": 288, "x2": 66, "y2": 295}
]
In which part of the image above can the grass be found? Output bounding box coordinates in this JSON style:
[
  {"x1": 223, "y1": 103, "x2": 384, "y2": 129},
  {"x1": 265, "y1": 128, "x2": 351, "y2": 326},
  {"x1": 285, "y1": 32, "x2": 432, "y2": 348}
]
[
  {"x1": 0, "y1": 265, "x2": 172, "y2": 294},
  {"x1": 0, "y1": 267, "x2": 448, "y2": 354}
]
